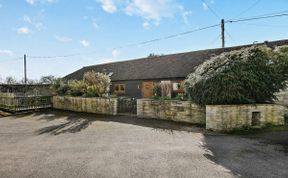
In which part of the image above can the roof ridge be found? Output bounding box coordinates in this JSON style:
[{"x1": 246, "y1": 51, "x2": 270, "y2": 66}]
[
  {"x1": 83, "y1": 38, "x2": 288, "y2": 68},
  {"x1": 65, "y1": 38, "x2": 288, "y2": 81}
]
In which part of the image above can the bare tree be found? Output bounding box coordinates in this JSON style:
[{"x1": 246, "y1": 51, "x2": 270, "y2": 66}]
[
  {"x1": 5, "y1": 76, "x2": 17, "y2": 84},
  {"x1": 19, "y1": 78, "x2": 38, "y2": 84},
  {"x1": 39, "y1": 75, "x2": 56, "y2": 84}
]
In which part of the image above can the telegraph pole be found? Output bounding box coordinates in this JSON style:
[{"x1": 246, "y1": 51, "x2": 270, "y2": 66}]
[
  {"x1": 221, "y1": 19, "x2": 225, "y2": 48},
  {"x1": 24, "y1": 54, "x2": 27, "y2": 84}
]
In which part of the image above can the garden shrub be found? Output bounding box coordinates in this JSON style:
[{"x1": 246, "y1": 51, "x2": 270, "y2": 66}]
[
  {"x1": 175, "y1": 93, "x2": 185, "y2": 100},
  {"x1": 83, "y1": 70, "x2": 111, "y2": 97},
  {"x1": 52, "y1": 70, "x2": 111, "y2": 97},
  {"x1": 185, "y1": 45, "x2": 288, "y2": 105},
  {"x1": 153, "y1": 82, "x2": 162, "y2": 97},
  {"x1": 68, "y1": 80, "x2": 86, "y2": 96},
  {"x1": 52, "y1": 78, "x2": 70, "y2": 95}
]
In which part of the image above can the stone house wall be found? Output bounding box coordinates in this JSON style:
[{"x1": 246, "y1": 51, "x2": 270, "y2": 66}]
[
  {"x1": 53, "y1": 96, "x2": 117, "y2": 115},
  {"x1": 276, "y1": 89, "x2": 288, "y2": 106},
  {"x1": 137, "y1": 99, "x2": 206, "y2": 124},
  {"x1": 206, "y1": 104, "x2": 286, "y2": 131}
]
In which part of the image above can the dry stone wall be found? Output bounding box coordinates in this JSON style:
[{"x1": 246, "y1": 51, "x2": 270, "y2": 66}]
[
  {"x1": 53, "y1": 96, "x2": 117, "y2": 115},
  {"x1": 137, "y1": 99, "x2": 206, "y2": 124},
  {"x1": 206, "y1": 104, "x2": 286, "y2": 131}
]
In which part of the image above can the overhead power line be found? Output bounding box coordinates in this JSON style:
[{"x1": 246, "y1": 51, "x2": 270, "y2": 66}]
[
  {"x1": 210, "y1": 34, "x2": 222, "y2": 45},
  {"x1": 9, "y1": 10, "x2": 288, "y2": 60},
  {"x1": 116, "y1": 24, "x2": 221, "y2": 49},
  {"x1": 236, "y1": 22, "x2": 288, "y2": 28},
  {"x1": 227, "y1": 12, "x2": 288, "y2": 23},
  {"x1": 240, "y1": 10, "x2": 288, "y2": 19},
  {"x1": 228, "y1": 10, "x2": 288, "y2": 21},
  {"x1": 201, "y1": 0, "x2": 221, "y2": 19},
  {"x1": 25, "y1": 23, "x2": 221, "y2": 59},
  {"x1": 232, "y1": 0, "x2": 262, "y2": 19},
  {"x1": 28, "y1": 53, "x2": 83, "y2": 59}
]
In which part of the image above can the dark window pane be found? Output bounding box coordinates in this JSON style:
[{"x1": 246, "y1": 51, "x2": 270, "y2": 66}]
[
  {"x1": 115, "y1": 85, "x2": 119, "y2": 91},
  {"x1": 120, "y1": 85, "x2": 125, "y2": 91}
]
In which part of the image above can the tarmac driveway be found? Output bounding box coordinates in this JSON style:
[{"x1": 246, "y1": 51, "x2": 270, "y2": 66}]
[{"x1": 0, "y1": 110, "x2": 287, "y2": 178}]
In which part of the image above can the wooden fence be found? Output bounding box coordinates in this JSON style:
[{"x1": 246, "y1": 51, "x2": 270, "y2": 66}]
[{"x1": 0, "y1": 93, "x2": 52, "y2": 112}]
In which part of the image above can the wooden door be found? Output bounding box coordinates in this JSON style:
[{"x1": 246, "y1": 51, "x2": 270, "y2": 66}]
[{"x1": 141, "y1": 81, "x2": 154, "y2": 98}]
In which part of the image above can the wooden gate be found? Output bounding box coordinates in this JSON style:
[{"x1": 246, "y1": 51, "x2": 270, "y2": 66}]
[{"x1": 117, "y1": 97, "x2": 137, "y2": 115}]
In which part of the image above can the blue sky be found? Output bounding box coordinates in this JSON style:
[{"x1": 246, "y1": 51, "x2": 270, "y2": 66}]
[{"x1": 0, "y1": 0, "x2": 288, "y2": 80}]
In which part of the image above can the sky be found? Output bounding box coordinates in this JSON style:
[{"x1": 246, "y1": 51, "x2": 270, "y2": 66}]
[{"x1": 0, "y1": 0, "x2": 288, "y2": 80}]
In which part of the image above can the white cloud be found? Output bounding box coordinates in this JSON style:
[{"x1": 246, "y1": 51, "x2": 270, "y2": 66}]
[
  {"x1": 55, "y1": 35, "x2": 72, "y2": 42},
  {"x1": 100, "y1": 0, "x2": 117, "y2": 13},
  {"x1": 26, "y1": 0, "x2": 35, "y2": 5},
  {"x1": 112, "y1": 49, "x2": 120, "y2": 57},
  {"x1": 83, "y1": 16, "x2": 99, "y2": 30},
  {"x1": 35, "y1": 23, "x2": 44, "y2": 31},
  {"x1": 80, "y1": 40, "x2": 90, "y2": 47},
  {"x1": 97, "y1": 0, "x2": 190, "y2": 28},
  {"x1": 17, "y1": 27, "x2": 30, "y2": 35},
  {"x1": 142, "y1": 21, "x2": 150, "y2": 29},
  {"x1": 182, "y1": 10, "x2": 192, "y2": 26},
  {"x1": 47, "y1": 0, "x2": 57, "y2": 3},
  {"x1": 25, "y1": 0, "x2": 58, "y2": 6},
  {"x1": 202, "y1": 0, "x2": 215, "y2": 11},
  {"x1": 202, "y1": 2, "x2": 208, "y2": 11},
  {"x1": 124, "y1": 0, "x2": 178, "y2": 23},
  {"x1": 22, "y1": 15, "x2": 45, "y2": 31},
  {"x1": 92, "y1": 19, "x2": 99, "y2": 29},
  {"x1": 0, "y1": 49, "x2": 13, "y2": 56},
  {"x1": 23, "y1": 15, "x2": 32, "y2": 23}
]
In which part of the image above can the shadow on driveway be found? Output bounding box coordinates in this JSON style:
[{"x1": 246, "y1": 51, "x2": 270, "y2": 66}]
[
  {"x1": 202, "y1": 132, "x2": 288, "y2": 178},
  {"x1": 7, "y1": 109, "x2": 204, "y2": 135}
]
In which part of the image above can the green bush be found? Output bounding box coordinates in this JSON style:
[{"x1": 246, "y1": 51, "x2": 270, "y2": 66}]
[
  {"x1": 185, "y1": 45, "x2": 288, "y2": 105},
  {"x1": 83, "y1": 70, "x2": 111, "y2": 97},
  {"x1": 68, "y1": 80, "x2": 86, "y2": 96},
  {"x1": 175, "y1": 93, "x2": 185, "y2": 100},
  {"x1": 52, "y1": 78, "x2": 70, "y2": 96},
  {"x1": 153, "y1": 82, "x2": 161, "y2": 97},
  {"x1": 52, "y1": 70, "x2": 111, "y2": 97}
]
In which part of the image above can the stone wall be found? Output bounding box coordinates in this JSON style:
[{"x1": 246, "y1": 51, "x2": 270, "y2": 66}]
[
  {"x1": 53, "y1": 96, "x2": 117, "y2": 115},
  {"x1": 276, "y1": 89, "x2": 288, "y2": 106},
  {"x1": 206, "y1": 104, "x2": 286, "y2": 131},
  {"x1": 137, "y1": 99, "x2": 205, "y2": 124}
]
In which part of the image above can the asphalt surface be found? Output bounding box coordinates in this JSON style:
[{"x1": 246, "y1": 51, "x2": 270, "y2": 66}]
[{"x1": 0, "y1": 110, "x2": 287, "y2": 178}]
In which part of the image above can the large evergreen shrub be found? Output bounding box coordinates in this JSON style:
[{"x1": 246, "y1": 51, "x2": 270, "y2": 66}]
[{"x1": 185, "y1": 45, "x2": 288, "y2": 105}]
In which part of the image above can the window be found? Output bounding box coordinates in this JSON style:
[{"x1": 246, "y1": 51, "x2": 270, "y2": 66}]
[
  {"x1": 114, "y1": 84, "x2": 125, "y2": 94},
  {"x1": 172, "y1": 82, "x2": 180, "y2": 91}
]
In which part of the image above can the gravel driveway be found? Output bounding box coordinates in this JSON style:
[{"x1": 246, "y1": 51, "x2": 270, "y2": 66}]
[{"x1": 0, "y1": 110, "x2": 287, "y2": 178}]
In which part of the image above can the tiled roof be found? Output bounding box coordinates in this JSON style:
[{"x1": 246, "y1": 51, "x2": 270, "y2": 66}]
[{"x1": 65, "y1": 39, "x2": 288, "y2": 81}]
